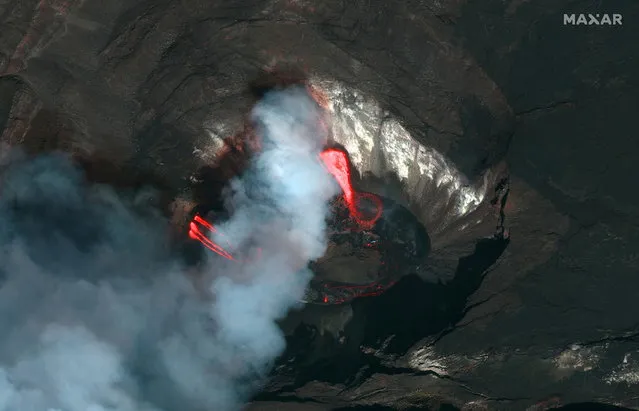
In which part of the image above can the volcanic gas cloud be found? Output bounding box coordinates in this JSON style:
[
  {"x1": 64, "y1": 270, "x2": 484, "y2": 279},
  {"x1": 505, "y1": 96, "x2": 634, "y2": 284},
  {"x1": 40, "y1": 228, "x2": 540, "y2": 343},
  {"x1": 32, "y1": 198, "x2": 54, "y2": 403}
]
[{"x1": 0, "y1": 86, "x2": 338, "y2": 411}]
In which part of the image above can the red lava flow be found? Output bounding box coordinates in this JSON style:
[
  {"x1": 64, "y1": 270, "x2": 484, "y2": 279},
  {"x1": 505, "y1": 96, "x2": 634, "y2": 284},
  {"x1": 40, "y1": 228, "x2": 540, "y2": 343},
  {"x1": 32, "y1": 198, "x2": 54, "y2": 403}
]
[
  {"x1": 189, "y1": 216, "x2": 235, "y2": 261},
  {"x1": 189, "y1": 148, "x2": 383, "y2": 264},
  {"x1": 189, "y1": 215, "x2": 261, "y2": 262},
  {"x1": 319, "y1": 148, "x2": 383, "y2": 229}
]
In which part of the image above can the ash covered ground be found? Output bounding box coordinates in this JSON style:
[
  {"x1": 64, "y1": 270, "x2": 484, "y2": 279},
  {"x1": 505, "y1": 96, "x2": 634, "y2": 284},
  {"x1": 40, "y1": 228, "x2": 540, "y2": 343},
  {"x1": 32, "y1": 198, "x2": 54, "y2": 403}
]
[{"x1": 1, "y1": 0, "x2": 639, "y2": 410}]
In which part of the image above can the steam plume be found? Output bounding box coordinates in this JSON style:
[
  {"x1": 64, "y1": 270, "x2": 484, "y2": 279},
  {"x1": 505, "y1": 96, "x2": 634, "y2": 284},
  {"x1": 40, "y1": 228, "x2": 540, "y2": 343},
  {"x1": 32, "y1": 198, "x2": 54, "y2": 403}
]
[{"x1": 0, "y1": 86, "x2": 337, "y2": 410}]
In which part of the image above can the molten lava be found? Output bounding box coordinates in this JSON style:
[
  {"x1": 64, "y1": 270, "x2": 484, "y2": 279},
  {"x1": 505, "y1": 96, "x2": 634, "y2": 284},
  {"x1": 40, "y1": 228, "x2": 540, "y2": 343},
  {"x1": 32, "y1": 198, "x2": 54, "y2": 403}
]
[
  {"x1": 188, "y1": 148, "x2": 383, "y2": 267},
  {"x1": 319, "y1": 148, "x2": 383, "y2": 229},
  {"x1": 188, "y1": 215, "x2": 235, "y2": 261},
  {"x1": 319, "y1": 148, "x2": 355, "y2": 205}
]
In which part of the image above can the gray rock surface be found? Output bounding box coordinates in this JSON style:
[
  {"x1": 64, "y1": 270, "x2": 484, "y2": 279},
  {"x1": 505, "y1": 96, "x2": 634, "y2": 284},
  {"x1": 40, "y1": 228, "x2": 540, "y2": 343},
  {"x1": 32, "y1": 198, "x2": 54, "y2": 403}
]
[{"x1": 1, "y1": 0, "x2": 638, "y2": 410}]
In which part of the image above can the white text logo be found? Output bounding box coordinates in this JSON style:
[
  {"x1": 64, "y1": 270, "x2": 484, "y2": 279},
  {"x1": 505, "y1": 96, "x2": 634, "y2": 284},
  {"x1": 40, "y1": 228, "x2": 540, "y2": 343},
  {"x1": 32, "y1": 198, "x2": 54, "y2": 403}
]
[{"x1": 563, "y1": 13, "x2": 623, "y2": 25}]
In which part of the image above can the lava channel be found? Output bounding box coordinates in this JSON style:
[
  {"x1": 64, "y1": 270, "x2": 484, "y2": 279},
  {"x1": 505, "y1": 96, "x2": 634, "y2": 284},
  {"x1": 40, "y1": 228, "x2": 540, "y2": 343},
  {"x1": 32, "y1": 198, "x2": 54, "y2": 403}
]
[{"x1": 319, "y1": 148, "x2": 383, "y2": 230}]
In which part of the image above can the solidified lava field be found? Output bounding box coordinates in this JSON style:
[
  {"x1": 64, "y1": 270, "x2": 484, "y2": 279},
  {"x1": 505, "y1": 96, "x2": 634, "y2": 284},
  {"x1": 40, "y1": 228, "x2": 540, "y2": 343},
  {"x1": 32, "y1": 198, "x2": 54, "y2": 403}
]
[{"x1": 304, "y1": 193, "x2": 430, "y2": 305}]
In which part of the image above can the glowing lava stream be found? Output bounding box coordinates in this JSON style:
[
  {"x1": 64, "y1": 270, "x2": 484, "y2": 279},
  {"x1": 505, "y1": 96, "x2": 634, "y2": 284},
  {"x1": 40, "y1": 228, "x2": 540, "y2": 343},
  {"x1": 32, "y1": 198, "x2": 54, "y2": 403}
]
[
  {"x1": 188, "y1": 215, "x2": 235, "y2": 261},
  {"x1": 318, "y1": 148, "x2": 383, "y2": 230},
  {"x1": 189, "y1": 148, "x2": 383, "y2": 261}
]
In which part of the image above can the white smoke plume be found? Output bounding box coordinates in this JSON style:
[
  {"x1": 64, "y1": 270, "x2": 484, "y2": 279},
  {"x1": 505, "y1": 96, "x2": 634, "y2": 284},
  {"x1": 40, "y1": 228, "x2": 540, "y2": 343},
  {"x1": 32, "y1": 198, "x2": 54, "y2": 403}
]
[{"x1": 0, "y1": 86, "x2": 338, "y2": 411}]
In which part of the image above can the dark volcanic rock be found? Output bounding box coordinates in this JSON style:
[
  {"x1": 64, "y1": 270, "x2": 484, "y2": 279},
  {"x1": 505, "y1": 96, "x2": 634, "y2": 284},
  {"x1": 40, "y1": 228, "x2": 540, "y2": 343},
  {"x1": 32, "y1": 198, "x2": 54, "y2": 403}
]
[{"x1": 1, "y1": 0, "x2": 639, "y2": 410}]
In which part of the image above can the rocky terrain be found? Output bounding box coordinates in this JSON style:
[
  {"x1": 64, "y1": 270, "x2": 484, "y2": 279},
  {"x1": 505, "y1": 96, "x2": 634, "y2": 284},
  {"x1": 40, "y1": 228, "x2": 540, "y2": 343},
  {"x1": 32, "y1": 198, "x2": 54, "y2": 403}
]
[{"x1": 1, "y1": 0, "x2": 638, "y2": 410}]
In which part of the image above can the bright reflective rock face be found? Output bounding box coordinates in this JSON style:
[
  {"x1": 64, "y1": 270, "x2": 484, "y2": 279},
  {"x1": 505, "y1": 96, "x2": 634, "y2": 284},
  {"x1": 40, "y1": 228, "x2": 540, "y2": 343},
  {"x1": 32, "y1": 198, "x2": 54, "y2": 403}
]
[{"x1": 310, "y1": 79, "x2": 507, "y2": 252}]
